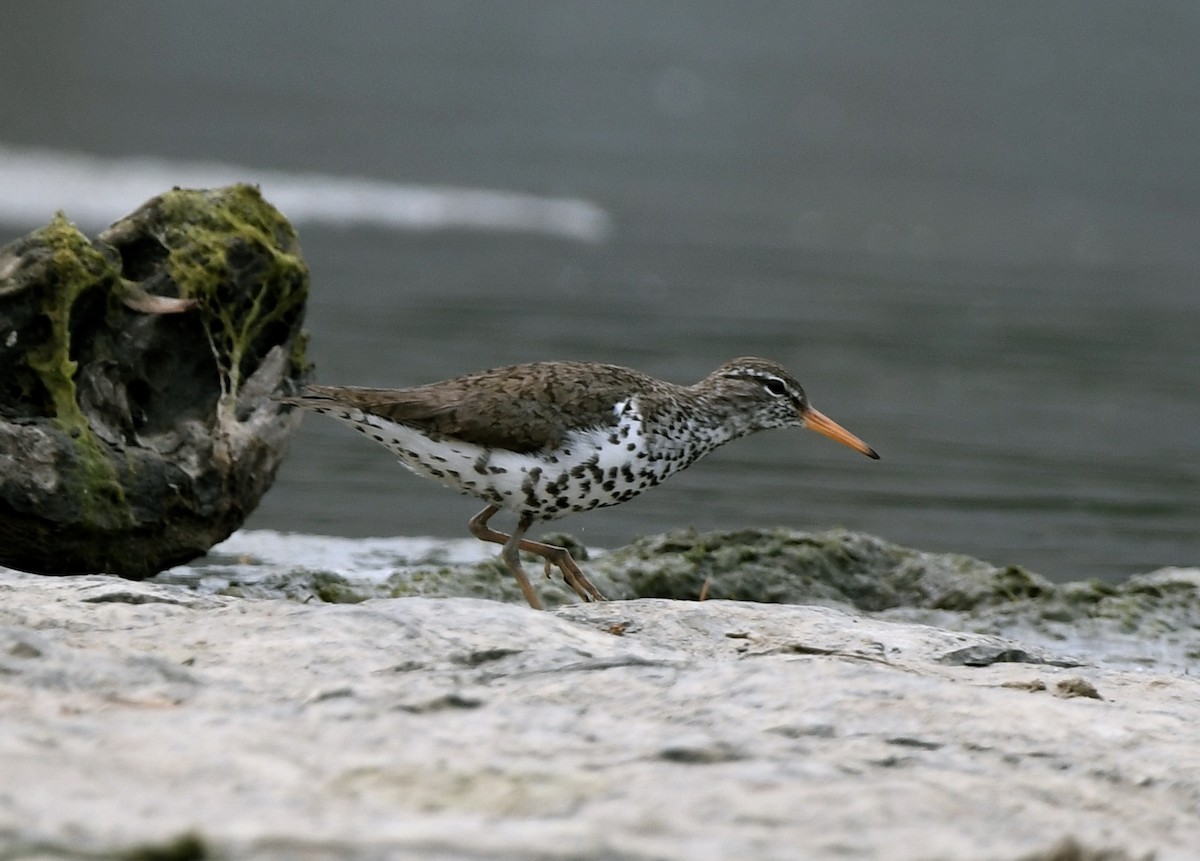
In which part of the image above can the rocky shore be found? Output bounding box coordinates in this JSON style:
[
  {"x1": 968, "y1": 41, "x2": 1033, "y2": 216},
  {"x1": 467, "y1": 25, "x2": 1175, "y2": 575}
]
[{"x1": 2, "y1": 529, "x2": 1197, "y2": 860}]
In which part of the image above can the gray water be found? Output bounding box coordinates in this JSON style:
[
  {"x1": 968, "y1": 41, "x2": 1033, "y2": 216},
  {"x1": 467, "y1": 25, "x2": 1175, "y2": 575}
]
[{"x1": 2, "y1": 2, "x2": 1197, "y2": 582}]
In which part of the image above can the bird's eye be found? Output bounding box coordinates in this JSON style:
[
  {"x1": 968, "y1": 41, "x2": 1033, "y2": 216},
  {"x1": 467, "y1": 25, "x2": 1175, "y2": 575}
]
[{"x1": 763, "y1": 377, "x2": 788, "y2": 397}]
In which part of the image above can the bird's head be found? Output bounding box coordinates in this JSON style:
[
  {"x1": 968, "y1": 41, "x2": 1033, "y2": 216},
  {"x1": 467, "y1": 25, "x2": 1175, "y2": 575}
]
[{"x1": 708, "y1": 357, "x2": 879, "y2": 459}]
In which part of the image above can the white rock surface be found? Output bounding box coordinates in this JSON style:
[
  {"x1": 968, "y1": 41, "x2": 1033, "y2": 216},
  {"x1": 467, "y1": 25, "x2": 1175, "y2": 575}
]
[{"x1": 1, "y1": 568, "x2": 1196, "y2": 860}]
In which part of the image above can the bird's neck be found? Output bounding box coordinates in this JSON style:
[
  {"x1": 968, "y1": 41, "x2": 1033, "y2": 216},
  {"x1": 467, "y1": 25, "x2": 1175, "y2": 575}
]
[
  {"x1": 688, "y1": 388, "x2": 761, "y2": 442},
  {"x1": 639, "y1": 385, "x2": 757, "y2": 462}
]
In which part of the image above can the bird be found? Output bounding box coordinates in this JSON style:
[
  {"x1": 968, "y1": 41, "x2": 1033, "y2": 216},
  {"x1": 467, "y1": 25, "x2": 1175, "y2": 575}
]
[{"x1": 280, "y1": 357, "x2": 878, "y2": 609}]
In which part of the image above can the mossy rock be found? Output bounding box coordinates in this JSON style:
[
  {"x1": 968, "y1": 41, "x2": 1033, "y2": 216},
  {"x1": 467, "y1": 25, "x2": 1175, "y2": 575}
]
[
  {"x1": 0, "y1": 185, "x2": 310, "y2": 577},
  {"x1": 593, "y1": 527, "x2": 1056, "y2": 611}
]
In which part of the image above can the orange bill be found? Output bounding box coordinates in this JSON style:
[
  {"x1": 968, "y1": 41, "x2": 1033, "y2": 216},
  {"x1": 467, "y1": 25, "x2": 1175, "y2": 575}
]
[{"x1": 801, "y1": 407, "x2": 880, "y2": 459}]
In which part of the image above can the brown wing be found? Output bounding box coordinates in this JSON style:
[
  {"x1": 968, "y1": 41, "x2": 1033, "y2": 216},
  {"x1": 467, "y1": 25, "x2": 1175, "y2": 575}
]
[{"x1": 296, "y1": 362, "x2": 654, "y2": 454}]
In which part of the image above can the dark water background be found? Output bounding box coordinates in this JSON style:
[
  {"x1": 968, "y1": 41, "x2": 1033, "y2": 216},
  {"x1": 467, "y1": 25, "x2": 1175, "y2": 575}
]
[{"x1": 2, "y1": 3, "x2": 1197, "y2": 582}]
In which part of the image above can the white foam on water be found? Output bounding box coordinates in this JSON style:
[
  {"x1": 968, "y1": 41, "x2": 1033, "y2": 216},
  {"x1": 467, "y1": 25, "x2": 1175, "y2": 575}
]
[
  {"x1": 199, "y1": 529, "x2": 496, "y2": 582},
  {"x1": 0, "y1": 143, "x2": 613, "y2": 242}
]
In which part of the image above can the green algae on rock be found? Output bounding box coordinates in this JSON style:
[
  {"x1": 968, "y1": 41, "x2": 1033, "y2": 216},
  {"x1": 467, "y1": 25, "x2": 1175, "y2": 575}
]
[
  {"x1": 591, "y1": 526, "x2": 1054, "y2": 610},
  {"x1": 0, "y1": 185, "x2": 310, "y2": 578}
]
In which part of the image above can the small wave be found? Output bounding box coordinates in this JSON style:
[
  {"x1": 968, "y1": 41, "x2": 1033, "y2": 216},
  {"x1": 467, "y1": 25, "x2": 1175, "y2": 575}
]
[{"x1": 0, "y1": 143, "x2": 612, "y2": 242}]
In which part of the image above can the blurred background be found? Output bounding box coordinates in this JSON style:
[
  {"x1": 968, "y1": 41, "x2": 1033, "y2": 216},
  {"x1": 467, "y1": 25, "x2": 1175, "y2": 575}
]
[{"x1": 1, "y1": 2, "x2": 1197, "y2": 583}]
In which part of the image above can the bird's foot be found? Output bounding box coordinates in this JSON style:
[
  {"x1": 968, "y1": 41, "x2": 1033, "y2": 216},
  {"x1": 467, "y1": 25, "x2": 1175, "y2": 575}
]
[
  {"x1": 535, "y1": 543, "x2": 606, "y2": 603},
  {"x1": 470, "y1": 505, "x2": 606, "y2": 607}
]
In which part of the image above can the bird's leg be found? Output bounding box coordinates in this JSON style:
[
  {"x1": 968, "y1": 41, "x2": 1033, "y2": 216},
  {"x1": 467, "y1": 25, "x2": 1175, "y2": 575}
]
[
  {"x1": 467, "y1": 505, "x2": 606, "y2": 604},
  {"x1": 467, "y1": 504, "x2": 508, "y2": 544},
  {"x1": 469, "y1": 505, "x2": 542, "y2": 609},
  {"x1": 501, "y1": 518, "x2": 544, "y2": 611}
]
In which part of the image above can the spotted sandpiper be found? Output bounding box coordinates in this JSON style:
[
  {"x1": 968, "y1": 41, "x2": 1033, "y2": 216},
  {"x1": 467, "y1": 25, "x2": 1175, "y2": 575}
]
[{"x1": 282, "y1": 357, "x2": 878, "y2": 609}]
